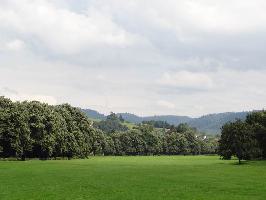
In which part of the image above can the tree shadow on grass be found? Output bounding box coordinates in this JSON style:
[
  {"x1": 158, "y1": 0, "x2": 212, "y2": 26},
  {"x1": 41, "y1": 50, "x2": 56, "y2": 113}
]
[
  {"x1": 231, "y1": 160, "x2": 249, "y2": 165},
  {"x1": 216, "y1": 158, "x2": 250, "y2": 166},
  {"x1": 217, "y1": 158, "x2": 266, "y2": 166}
]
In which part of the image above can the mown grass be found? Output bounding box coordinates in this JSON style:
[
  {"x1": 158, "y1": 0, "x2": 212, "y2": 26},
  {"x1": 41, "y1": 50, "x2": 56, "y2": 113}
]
[{"x1": 0, "y1": 156, "x2": 265, "y2": 200}]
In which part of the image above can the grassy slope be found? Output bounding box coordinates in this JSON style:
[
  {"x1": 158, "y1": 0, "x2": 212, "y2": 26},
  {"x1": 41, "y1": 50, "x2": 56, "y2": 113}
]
[
  {"x1": 122, "y1": 121, "x2": 136, "y2": 129},
  {"x1": 87, "y1": 117, "x2": 101, "y2": 122},
  {"x1": 0, "y1": 156, "x2": 266, "y2": 200}
]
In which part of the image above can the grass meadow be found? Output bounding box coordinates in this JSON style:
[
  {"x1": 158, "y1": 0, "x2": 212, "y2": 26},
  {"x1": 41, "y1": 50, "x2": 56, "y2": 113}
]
[{"x1": 0, "y1": 156, "x2": 265, "y2": 200}]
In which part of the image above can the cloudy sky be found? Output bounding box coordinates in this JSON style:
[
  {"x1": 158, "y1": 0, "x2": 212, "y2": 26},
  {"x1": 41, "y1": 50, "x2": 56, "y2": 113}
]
[{"x1": 1, "y1": 0, "x2": 266, "y2": 117}]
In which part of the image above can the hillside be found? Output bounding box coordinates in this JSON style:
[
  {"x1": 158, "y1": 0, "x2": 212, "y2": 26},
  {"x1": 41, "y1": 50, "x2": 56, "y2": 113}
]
[
  {"x1": 82, "y1": 109, "x2": 250, "y2": 134},
  {"x1": 82, "y1": 109, "x2": 106, "y2": 120},
  {"x1": 187, "y1": 112, "x2": 249, "y2": 134},
  {"x1": 114, "y1": 113, "x2": 190, "y2": 124}
]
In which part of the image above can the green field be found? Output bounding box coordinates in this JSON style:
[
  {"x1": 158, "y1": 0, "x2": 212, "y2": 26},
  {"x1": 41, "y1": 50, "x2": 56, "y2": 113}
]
[{"x1": 0, "y1": 156, "x2": 266, "y2": 200}]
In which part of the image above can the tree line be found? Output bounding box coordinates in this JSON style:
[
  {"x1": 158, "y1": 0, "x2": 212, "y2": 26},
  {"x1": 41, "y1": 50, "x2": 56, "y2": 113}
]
[
  {"x1": 142, "y1": 120, "x2": 172, "y2": 129},
  {"x1": 0, "y1": 96, "x2": 217, "y2": 160},
  {"x1": 218, "y1": 110, "x2": 266, "y2": 164}
]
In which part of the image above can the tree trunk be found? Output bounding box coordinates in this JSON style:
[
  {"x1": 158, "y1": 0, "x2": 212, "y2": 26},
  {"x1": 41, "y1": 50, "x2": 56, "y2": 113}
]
[
  {"x1": 21, "y1": 154, "x2": 26, "y2": 161},
  {"x1": 238, "y1": 159, "x2": 241, "y2": 164}
]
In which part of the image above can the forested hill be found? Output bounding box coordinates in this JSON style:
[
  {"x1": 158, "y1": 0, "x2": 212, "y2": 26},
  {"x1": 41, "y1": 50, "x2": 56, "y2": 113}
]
[
  {"x1": 118, "y1": 113, "x2": 192, "y2": 125},
  {"x1": 187, "y1": 112, "x2": 249, "y2": 134},
  {"x1": 82, "y1": 109, "x2": 106, "y2": 120},
  {"x1": 82, "y1": 109, "x2": 250, "y2": 134}
]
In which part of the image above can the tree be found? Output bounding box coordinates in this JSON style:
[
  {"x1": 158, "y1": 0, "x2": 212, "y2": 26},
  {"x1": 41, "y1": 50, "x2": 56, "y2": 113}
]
[
  {"x1": 118, "y1": 114, "x2": 125, "y2": 123},
  {"x1": 246, "y1": 111, "x2": 266, "y2": 158},
  {"x1": 94, "y1": 112, "x2": 128, "y2": 134},
  {"x1": 0, "y1": 100, "x2": 33, "y2": 160},
  {"x1": 102, "y1": 135, "x2": 116, "y2": 155},
  {"x1": 219, "y1": 120, "x2": 257, "y2": 164},
  {"x1": 175, "y1": 123, "x2": 191, "y2": 133},
  {"x1": 164, "y1": 131, "x2": 189, "y2": 155},
  {"x1": 136, "y1": 124, "x2": 162, "y2": 155},
  {"x1": 0, "y1": 96, "x2": 14, "y2": 158},
  {"x1": 142, "y1": 120, "x2": 171, "y2": 129},
  {"x1": 25, "y1": 101, "x2": 57, "y2": 159},
  {"x1": 184, "y1": 130, "x2": 201, "y2": 155},
  {"x1": 0, "y1": 98, "x2": 97, "y2": 160},
  {"x1": 119, "y1": 130, "x2": 146, "y2": 155},
  {"x1": 11, "y1": 103, "x2": 33, "y2": 160},
  {"x1": 110, "y1": 132, "x2": 124, "y2": 155},
  {"x1": 91, "y1": 129, "x2": 105, "y2": 156},
  {"x1": 199, "y1": 137, "x2": 218, "y2": 155},
  {"x1": 56, "y1": 104, "x2": 95, "y2": 158}
]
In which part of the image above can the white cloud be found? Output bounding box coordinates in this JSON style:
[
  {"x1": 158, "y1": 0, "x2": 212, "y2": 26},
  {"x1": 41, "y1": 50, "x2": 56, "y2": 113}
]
[
  {"x1": 183, "y1": 0, "x2": 266, "y2": 34},
  {"x1": 5, "y1": 39, "x2": 25, "y2": 51},
  {"x1": 158, "y1": 71, "x2": 213, "y2": 90},
  {"x1": 155, "y1": 68, "x2": 266, "y2": 116},
  {"x1": 157, "y1": 100, "x2": 175, "y2": 109},
  {"x1": 0, "y1": 87, "x2": 57, "y2": 105},
  {"x1": 0, "y1": 39, "x2": 25, "y2": 52},
  {"x1": 89, "y1": 0, "x2": 266, "y2": 42},
  {"x1": 96, "y1": 74, "x2": 106, "y2": 81},
  {"x1": 17, "y1": 94, "x2": 57, "y2": 105},
  {"x1": 0, "y1": 0, "x2": 266, "y2": 116},
  {"x1": 0, "y1": 0, "x2": 140, "y2": 55}
]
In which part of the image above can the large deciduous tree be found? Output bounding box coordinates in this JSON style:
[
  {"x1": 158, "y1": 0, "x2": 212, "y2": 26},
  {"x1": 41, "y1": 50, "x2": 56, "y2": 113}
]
[{"x1": 219, "y1": 120, "x2": 257, "y2": 164}]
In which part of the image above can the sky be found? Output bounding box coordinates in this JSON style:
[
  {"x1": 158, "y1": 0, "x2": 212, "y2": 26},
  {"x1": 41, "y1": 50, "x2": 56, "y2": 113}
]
[{"x1": 1, "y1": 0, "x2": 266, "y2": 117}]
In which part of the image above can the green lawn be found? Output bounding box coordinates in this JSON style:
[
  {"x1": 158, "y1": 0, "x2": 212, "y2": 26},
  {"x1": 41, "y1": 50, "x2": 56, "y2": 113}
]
[{"x1": 0, "y1": 156, "x2": 266, "y2": 200}]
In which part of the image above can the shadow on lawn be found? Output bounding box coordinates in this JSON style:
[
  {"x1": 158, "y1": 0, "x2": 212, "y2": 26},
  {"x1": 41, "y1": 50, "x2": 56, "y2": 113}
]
[
  {"x1": 231, "y1": 161, "x2": 249, "y2": 165},
  {"x1": 217, "y1": 158, "x2": 266, "y2": 166}
]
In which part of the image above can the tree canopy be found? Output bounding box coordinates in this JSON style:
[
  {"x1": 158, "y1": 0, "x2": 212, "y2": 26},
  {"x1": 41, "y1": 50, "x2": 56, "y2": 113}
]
[
  {"x1": 0, "y1": 96, "x2": 217, "y2": 160},
  {"x1": 218, "y1": 111, "x2": 266, "y2": 163}
]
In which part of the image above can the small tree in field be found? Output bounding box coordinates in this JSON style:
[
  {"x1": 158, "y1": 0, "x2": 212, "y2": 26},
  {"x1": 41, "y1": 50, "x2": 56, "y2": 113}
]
[{"x1": 219, "y1": 120, "x2": 256, "y2": 164}]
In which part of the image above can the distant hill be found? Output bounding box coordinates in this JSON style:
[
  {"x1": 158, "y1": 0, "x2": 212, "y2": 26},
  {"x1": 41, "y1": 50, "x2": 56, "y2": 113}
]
[
  {"x1": 187, "y1": 112, "x2": 249, "y2": 134},
  {"x1": 82, "y1": 109, "x2": 106, "y2": 120},
  {"x1": 119, "y1": 112, "x2": 250, "y2": 134},
  {"x1": 81, "y1": 108, "x2": 250, "y2": 135},
  {"x1": 116, "y1": 113, "x2": 142, "y2": 123},
  {"x1": 118, "y1": 113, "x2": 191, "y2": 125}
]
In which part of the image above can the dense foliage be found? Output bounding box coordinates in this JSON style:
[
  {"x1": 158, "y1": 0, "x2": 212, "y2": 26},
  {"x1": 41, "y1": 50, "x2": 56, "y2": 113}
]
[
  {"x1": 142, "y1": 120, "x2": 172, "y2": 129},
  {"x1": 218, "y1": 111, "x2": 266, "y2": 163},
  {"x1": 0, "y1": 96, "x2": 217, "y2": 160},
  {"x1": 93, "y1": 113, "x2": 128, "y2": 134},
  {"x1": 0, "y1": 97, "x2": 102, "y2": 160}
]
